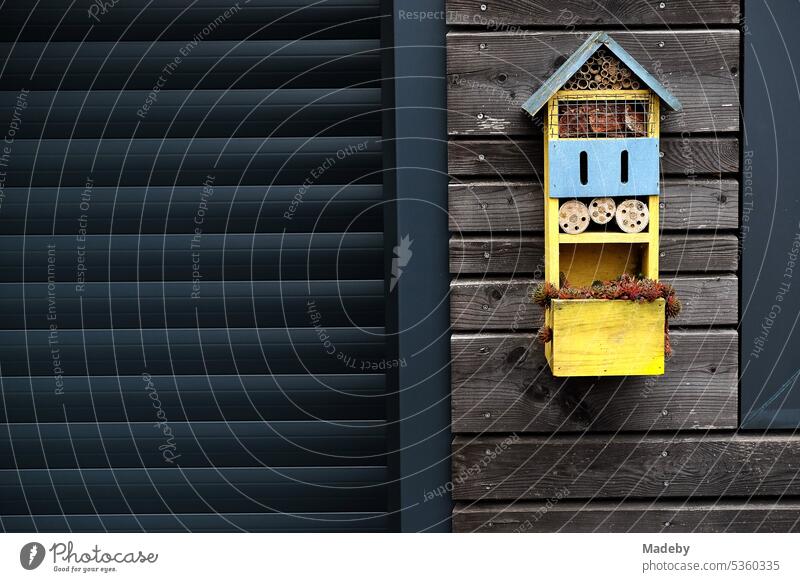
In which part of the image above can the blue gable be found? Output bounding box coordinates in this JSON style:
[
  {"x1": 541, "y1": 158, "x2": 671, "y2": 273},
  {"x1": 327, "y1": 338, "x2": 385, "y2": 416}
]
[{"x1": 521, "y1": 32, "x2": 682, "y2": 117}]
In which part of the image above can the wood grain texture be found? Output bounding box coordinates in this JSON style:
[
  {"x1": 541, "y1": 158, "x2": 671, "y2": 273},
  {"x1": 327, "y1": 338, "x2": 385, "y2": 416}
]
[
  {"x1": 550, "y1": 298, "x2": 665, "y2": 376},
  {"x1": 447, "y1": 1, "x2": 741, "y2": 27},
  {"x1": 452, "y1": 432, "x2": 800, "y2": 500},
  {"x1": 447, "y1": 31, "x2": 740, "y2": 135},
  {"x1": 451, "y1": 329, "x2": 737, "y2": 432},
  {"x1": 448, "y1": 179, "x2": 739, "y2": 232},
  {"x1": 448, "y1": 137, "x2": 739, "y2": 176},
  {"x1": 450, "y1": 234, "x2": 739, "y2": 274},
  {"x1": 445, "y1": 4, "x2": 746, "y2": 532},
  {"x1": 451, "y1": 275, "x2": 738, "y2": 330},
  {"x1": 453, "y1": 501, "x2": 800, "y2": 533}
]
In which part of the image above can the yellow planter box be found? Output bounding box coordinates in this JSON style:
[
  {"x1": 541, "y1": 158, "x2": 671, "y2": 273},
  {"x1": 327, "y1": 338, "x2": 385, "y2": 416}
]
[{"x1": 545, "y1": 298, "x2": 665, "y2": 377}]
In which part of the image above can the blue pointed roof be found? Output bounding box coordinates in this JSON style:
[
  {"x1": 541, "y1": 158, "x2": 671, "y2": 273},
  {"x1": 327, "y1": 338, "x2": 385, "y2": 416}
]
[{"x1": 521, "y1": 32, "x2": 682, "y2": 117}]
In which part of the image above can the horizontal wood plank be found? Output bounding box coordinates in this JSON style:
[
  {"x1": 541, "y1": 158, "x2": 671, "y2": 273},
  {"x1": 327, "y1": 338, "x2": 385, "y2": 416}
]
[
  {"x1": 448, "y1": 137, "x2": 739, "y2": 176},
  {"x1": 452, "y1": 432, "x2": 800, "y2": 500},
  {"x1": 451, "y1": 275, "x2": 738, "y2": 330},
  {"x1": 448, "y1": 179, "x2": 739, "y2": 232},
  {"x1": 450, "y1": 234, "x2": 739, "y2": 274},
  {"x1": 447, "y1": 31, "x2": 740, "y2": 135},
  {"x1": 447, "y1": 1, "x2": 741, "y2": 27},
  {"x1": 453, "y1": 501, "x2": 800, "y2": 533},
  {"x1": 451, "y1": 329, "x2": 737, "y2": 432}
]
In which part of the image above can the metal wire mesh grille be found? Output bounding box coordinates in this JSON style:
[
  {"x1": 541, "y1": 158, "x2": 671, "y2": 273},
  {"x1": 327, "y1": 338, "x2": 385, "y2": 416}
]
[{"x1": 553, "y1": 97, "x2": 650, "y2": 138}]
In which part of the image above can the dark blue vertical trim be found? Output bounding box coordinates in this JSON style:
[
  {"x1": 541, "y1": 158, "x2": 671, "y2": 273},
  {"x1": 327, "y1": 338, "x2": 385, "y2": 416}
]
[
  {"x1": 740, "y1": 0, "x2": 800, "y2": 429},
  {"x1": 383, "y1": 0, "x2": 451, "y2": 531}
]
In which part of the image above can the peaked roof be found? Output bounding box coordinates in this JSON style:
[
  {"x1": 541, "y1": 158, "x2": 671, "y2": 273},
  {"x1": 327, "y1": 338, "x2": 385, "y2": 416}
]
[{"x1": 521, "y1": 32, "x2": 682, "y2": 117}]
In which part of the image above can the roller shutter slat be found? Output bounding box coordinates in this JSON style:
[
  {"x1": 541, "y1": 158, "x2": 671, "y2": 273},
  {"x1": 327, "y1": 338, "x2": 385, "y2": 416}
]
[
  {"x1": 0, "y1": 467, "x2": 389, "y2": 514},
  {"x1": 0, "y1": 374, "x2": 386, "y2": 423},
  {"x1": 0, "y1": 184, "x2": 384, "y2": 234}
]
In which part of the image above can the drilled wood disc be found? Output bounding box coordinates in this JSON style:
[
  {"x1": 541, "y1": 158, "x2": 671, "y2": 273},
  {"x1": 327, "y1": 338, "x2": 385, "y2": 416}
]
[
  {"x1": 589, "y1": 197, "x2": 616, "y2": 225},
  {"x1": 615, "y1": 199, "x2": 649, "y2": 233},
  {"x1": 558, "y1": 200, "x2": 590, "y2": 234}
]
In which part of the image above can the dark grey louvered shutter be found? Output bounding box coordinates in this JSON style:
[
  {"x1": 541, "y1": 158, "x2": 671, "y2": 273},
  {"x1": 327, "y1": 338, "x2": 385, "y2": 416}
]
[{"x1": 0, "y1": 0, "x2": 391, "y2": 532}]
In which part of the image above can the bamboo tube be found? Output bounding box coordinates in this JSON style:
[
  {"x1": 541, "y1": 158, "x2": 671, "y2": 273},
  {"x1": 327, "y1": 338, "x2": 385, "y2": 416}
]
[
  {"x1": 621, "y1": 78, "x2": 632, "y2": 89},
  {"x1": 580, "y1": 64, "x2": 590, "y2": 74},
  {"x1": 559, "y1": 200, "x2": 591, "y2": 234},
  {"x1": 621, "y1": 68, "x2": 631, "y2": 78},
  {"x1": 595, "y1": 74, "x2": 603, "y2": 82},
  {"x1": 588, "y1": 80, "x2": 598, "y2": 89},
  {"x1": 612, "y1": 82, "x2": 622, "y2": 90},
  {"x1": 631, "y1": 80, "x2": 640, "y2": 89},
  {"x1": 577, "y1": 78, "x2": 589, "y2": 89},
  {"x1": 597, "y1": 49, "x2": 606, "y2": 58}
]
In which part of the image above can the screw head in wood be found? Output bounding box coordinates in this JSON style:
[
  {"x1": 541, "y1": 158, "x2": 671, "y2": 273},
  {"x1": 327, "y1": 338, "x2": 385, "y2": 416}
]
[
  {"x1": 478, "y1": 154, "x2": 485, "y2": 161},
  {"x1": 480, "y1": 3, "x2": 487, "y2": 11},
  {"x1": 659, "y1": 1, "x2": 666, "y2": 8}
]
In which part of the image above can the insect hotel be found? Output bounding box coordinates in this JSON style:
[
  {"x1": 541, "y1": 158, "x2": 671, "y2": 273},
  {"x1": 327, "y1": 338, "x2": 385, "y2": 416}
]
[{"x1": 523, "y1": 32, "x2": 683, "y2": 377}]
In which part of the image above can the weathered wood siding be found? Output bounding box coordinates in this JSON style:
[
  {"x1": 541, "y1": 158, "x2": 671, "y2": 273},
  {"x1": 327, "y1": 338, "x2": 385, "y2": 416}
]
[{"x1": 447, "y1": 2, "x2": 799, "y2": 533}]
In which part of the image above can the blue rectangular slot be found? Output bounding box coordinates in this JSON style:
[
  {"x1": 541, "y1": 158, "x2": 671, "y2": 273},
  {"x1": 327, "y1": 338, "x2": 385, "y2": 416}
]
[{"x1": 548, "y1": 137, "x2": 660, "y2": 198}]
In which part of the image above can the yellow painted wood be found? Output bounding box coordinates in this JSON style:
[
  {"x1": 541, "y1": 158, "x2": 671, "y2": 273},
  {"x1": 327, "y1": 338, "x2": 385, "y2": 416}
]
[
  {"x1": 544, "y1": 306, "x2": 553, "y2": 365},
  {"x1": 649, "y1": 94, "x2": 660, "y2": 138},
  {"x1": 558, "y1": 232, "x2": 651, "y2": 244},
  {"x1": 550, "y1": 298, "x2": 665, "y2": 376},
  {"x1": 547, "y1": 98, "x2": 559, "y2": 140},
  {"x1": 544, "y1": 101, "x2": 561, "y2": 285},
  {"x1": 643, "y1": 195, "x2": 660, "y2": 279},
  {"x1": 555, "y1": 89, "x2": 652, "y2": 100},
  {"x1": 646, "y1": 95, "x2": 660, "y2": 279},
  {"x1": 560, "y1": 243, "x2": 642, "y2": 287}
]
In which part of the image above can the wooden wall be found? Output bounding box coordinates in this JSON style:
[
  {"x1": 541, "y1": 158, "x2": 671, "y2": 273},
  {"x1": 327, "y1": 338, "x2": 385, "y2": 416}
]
[{"x1": 448, "y1": 1, "x2": 800, "y2": 532}]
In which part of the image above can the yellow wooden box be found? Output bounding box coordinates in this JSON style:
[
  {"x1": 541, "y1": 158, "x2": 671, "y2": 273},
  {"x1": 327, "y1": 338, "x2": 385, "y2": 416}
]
[{"x1": 545, "y1": 298, "x2": 665, "y2": 377}]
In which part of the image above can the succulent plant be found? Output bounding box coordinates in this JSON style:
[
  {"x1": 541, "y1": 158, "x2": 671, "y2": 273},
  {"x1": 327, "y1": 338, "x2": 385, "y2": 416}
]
[
  {"x1": 531, "y1": 274, "x2": 681, "y2": 357},
  {"x1": 537, "y1": 325, "x2": 553, "y2": 344}
]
